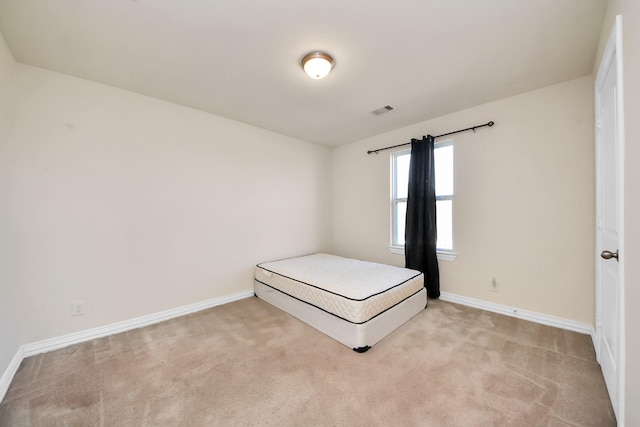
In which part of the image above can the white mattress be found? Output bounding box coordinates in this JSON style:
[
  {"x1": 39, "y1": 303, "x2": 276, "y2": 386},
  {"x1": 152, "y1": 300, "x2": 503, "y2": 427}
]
[{"x1": 255, "y1": 253, "x2": 424, "y2": 324}]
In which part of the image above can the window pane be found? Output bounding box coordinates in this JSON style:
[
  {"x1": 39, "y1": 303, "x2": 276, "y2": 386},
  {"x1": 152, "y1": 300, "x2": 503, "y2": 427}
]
[
  {"x1": 395, "y1": 153, "x2": 410, "y2": 199},
  {"x1": 435, "y1": 145, "x2": 453, "y2": 196},
  {"x1": 395, "y1": 201, "x2": 406, "y2": 245},
  {"x1": 436, "y1": 199, "x2": 453, "y2": 250}
]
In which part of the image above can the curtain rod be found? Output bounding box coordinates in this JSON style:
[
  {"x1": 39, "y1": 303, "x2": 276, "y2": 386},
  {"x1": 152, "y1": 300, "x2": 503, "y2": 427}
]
[{"x1": 366, "y1": 121, "x2": 495, "y2": 155}]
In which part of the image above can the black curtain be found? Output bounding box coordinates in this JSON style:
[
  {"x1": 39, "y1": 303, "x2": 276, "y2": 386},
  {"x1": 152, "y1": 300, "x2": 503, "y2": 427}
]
[{"x1": 405, "y1": 135, "x2": 440, "y2": 298}]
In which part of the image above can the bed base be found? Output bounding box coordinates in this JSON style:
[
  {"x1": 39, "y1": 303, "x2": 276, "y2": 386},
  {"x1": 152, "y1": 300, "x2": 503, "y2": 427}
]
[{"x1": 254, "y1": 280, "x2": 427, "y2": 352}]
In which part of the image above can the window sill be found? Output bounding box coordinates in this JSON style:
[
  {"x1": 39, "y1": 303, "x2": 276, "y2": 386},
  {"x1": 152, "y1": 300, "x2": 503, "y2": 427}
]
[{"x1": 387, "y1": 246, "x2": 457, "y2": 261}]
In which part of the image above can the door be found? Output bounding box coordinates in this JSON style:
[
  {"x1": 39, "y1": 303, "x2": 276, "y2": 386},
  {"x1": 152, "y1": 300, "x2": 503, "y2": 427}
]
[{"x1": 595, "y1": 15, "x2": 625, "y2": 423}]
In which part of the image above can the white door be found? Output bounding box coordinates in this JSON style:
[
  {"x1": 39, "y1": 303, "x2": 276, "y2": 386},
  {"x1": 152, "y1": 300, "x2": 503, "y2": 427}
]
[{"x1": 595, "y1": 15, "x2": 625, "y2": 423}]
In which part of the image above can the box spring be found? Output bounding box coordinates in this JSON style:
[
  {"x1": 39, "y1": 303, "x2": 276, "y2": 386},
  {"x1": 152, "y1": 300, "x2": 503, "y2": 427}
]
[{"x1": 254, "y1": 253, "x2": 427, "y2": 351}]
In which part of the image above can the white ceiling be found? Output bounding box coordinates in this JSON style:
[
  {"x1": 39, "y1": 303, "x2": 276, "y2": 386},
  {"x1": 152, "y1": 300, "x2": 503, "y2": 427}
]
[{"x1": 0, "y1": 0, "x2": 607, "y2": 146}]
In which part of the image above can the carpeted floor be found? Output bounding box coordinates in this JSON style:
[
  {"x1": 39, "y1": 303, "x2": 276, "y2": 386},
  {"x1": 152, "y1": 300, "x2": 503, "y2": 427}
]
[{"x1": 0, "y1": 297, "x2": 615, "y2": 426}]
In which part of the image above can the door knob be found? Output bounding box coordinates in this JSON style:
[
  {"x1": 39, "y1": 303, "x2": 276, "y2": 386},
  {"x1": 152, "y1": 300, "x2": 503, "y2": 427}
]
[{"x1": 601, "y1": 250, "x2": 619, "y2": 261}]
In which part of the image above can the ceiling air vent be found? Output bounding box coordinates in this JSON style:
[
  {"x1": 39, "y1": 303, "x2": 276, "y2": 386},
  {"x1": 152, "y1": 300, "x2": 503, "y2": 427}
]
[{"x1": 372, "y1": 105, "x2": 394, "y2": 115}]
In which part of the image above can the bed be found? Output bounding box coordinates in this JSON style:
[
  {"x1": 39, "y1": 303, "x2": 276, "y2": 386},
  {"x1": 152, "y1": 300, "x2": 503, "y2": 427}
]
[{"x1": 254, "y1": 253, "x2": 427, "y2": 352}]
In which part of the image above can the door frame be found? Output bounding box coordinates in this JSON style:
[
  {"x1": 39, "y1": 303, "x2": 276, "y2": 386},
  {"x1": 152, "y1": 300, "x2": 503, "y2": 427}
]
[{"x1": 594, "y1": 14, "x2": 625, "y2": 424}]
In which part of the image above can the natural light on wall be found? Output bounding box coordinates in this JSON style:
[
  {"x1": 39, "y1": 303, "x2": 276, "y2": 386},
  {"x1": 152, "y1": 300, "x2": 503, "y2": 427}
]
[{"x1": 391, "y1": 142, "x2": 454, "y2": 252}]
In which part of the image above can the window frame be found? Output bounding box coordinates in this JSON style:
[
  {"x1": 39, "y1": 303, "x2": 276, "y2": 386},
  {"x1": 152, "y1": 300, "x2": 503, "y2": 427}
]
[{"x1": 389, "y1": 141, "x2": 457, "y2": 261}]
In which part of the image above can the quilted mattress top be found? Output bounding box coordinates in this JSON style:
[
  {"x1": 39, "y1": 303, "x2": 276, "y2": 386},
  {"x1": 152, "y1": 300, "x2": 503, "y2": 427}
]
[{"x1": 255, "y1": 253, "x2": 424, "y2": 323}]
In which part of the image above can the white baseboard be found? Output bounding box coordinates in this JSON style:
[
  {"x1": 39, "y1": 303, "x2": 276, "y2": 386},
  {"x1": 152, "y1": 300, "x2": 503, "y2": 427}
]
[
  {"x1": 439, "y1": 291, "x2": 593, "y2": 335},
  {"x1": 23, "y1": 290, "x2": 254, "y2": 357},
  {"x1": 590, "y1": 325, "x2": 599, "y2": 356},
  {"x1": 0, "y1": 346, "x2": 24, "y2": 404},
  {"x1": 1, "y1": 290, "x2": 254, "y2": 403},
  {"x1": 2, "y1": 290, "x2": 596, "y2": 405}
]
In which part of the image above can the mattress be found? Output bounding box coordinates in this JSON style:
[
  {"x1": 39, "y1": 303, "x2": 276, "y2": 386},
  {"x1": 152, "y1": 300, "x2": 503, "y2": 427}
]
[{"x1": 255, "y1": 253, "x2": 424, "y2": 325}]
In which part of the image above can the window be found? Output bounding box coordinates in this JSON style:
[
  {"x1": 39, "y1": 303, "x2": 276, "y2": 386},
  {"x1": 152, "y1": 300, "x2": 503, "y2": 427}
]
[{"x1": 391, "y1": 141, "x2": 455, "y2": 259}]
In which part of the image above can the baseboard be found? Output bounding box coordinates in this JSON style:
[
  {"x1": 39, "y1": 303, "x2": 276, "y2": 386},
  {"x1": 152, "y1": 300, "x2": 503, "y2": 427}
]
[
  {"x1": 590, "y1": 325, "x2": 599, "y2": 357},
  {"x1": 439, "y1": 292, "x2": 593, "y2": 335},
  {"x1": 0, "y1": 346, "x2": 24, "y2": 404},
  {"x1": 23, "y1": 290, "x2": 254, "y2": 357},
  {"x1": 1, "y1": 290, "x2": 253, "y2": 403},
  {"x1": 3, "y1": 290, "x2": 594, "y2": 405}
]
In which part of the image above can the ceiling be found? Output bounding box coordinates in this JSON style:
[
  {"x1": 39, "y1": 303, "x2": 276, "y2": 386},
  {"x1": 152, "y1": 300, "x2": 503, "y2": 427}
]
[{"x1": 0, "y1": 0, "x2": 607, "y2": 146}]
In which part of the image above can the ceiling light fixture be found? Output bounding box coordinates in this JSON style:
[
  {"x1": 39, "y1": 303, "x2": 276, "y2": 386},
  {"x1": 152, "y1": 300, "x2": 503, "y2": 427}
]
[{"x1": 301, "y1": 52, "x2": 334, "y2": 79}]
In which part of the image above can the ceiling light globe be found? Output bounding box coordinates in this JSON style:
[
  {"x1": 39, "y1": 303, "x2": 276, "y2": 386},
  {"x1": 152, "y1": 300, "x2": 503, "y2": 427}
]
[{"x1": 302, "y1": 52, "x2": 334, "y2": 79}]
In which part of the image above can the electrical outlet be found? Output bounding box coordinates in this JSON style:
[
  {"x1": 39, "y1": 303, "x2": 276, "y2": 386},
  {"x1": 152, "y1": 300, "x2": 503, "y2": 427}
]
[
  {"x1": 71, "y1": 301, "x2": 85, "y2": 317},
  {"x1": 490, "y1": 278, "x2": 498, "y2": 292}
]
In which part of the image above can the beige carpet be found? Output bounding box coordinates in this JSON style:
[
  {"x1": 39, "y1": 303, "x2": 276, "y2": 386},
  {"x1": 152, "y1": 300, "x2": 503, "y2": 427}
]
[{"x1": 0, "y1": 297, "x2": 615, "y2": 426}]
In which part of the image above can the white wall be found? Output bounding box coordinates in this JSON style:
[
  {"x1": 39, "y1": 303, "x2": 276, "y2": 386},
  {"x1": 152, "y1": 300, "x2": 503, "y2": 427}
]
[
  {"x1": 3, "y1": 62, "x2": 332, "y2": 344},
  {"x1": 0, "y1": 32, "x2": 21, "y2": 385},
  {"x1": 333, "y1": 76, "x2": 595, "y2": 324},
  {"x1": 595, "y1": 1, "x2": 640, "y2": 424}
]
